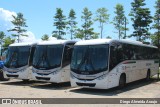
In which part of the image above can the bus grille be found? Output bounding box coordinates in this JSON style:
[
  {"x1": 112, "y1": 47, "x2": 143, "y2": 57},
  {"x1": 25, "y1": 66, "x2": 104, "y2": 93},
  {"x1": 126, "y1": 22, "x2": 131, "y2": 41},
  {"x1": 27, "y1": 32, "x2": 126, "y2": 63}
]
[
  {"x1": 6, "y1": 74, "x2": 18, "y2": 78},
  {"x1": 36, "y1": 76, "x2": 50, "y2": 81},
  {"x1": 76, "y1": 82, "x2": 96, "y2": 87}
]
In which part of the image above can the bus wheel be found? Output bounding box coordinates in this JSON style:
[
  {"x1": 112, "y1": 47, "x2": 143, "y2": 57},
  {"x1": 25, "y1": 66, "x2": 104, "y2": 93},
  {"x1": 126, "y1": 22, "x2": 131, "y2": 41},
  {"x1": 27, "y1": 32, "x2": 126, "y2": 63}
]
[
  {"x1": 119, "y1": 74, "x2": 126, "y2": 89},
  {"x1": 22, "y1": 79, "x2": 29, "y2": 83},
  {"x1": 146, "y1": 70, "x2": 150, "y2": 81}
]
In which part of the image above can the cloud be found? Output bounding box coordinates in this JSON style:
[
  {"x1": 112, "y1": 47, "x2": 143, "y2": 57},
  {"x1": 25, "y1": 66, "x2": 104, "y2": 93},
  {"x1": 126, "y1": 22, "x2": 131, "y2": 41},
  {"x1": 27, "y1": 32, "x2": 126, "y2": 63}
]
[
  {"x1": 0, "y1": 8, "x2": 37, "y2": 43},
  {"x1": 19, "y1": 31, "x2": 37, "y2": 43},
  {"x1": 0, "y1": 8, "x2": 16, "y2": 31}
]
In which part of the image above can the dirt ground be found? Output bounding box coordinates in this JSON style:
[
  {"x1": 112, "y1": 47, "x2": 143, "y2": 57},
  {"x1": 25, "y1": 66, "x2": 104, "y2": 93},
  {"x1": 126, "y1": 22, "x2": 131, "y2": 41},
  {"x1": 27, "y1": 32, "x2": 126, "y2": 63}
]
[{"x1": 0, "y1": 77, "x2": 160, "y2": 107}]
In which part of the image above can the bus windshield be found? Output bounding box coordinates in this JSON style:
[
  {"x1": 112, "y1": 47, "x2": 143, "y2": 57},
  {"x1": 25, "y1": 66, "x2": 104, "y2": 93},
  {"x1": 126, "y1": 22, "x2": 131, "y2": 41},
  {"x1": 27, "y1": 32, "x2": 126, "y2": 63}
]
[
  {"x1": 32, "y1": 45, "x2": 63, "y2": 70},
  {"x1": 71, "y1": 44, "x2": 109, "y2": 75},
  {"x1": 4, "y1": 46, "x2": 30, "y2": 68}
]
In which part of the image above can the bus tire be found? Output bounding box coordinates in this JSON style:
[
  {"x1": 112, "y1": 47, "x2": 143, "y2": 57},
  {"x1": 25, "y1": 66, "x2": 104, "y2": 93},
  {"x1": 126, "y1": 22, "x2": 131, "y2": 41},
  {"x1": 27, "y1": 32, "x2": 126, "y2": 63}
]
[
  {"x1": 146, "y1": 70, "x2": 150, "y2": 81},
  {"x1": 119, "y1": 74, "x2": 126, "y2": 89}
]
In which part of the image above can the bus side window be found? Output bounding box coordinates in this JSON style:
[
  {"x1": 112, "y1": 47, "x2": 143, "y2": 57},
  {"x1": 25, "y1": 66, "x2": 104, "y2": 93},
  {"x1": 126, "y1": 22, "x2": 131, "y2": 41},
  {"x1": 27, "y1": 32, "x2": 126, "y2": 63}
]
[
  {"x1": 29, "y1": 46, "x2": 35, "y2": 66},
  {"x1": 62, "y1": 43, "x2": 75, "y2": 67},
  {"x1": 109, "y1": 46, "x2": 118, "y2": 71}
]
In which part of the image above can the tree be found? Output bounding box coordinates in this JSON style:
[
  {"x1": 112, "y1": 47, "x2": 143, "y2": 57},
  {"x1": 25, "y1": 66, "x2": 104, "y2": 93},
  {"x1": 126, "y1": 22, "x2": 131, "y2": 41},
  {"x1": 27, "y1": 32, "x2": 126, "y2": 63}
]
[
  {"x1": 74, "y1": 29, "x2": 84, "y2": 40},
  {"x1": 67, "y1": 9, "x2": 77, "y2": 40},
  {"x1": 91, "y1": 33, "x2": 99, "y2": 39},
  {"x1": 81, "y1": 7, "x2": 94, "y2": 40},
  {"x1": 8, "y1": 12, "x2": 28, "y2": 43},
  {"x1": 152, "y1": 0, "x2": 160, "y2": 48},
  {"x1": 94, "y1": 8, "x2": 109, "y2": 38},
  {"x1": 3, "y1": 36, "x2": 15, "y2": 48},
  {"x1": 41, "y1": 34, "x2": 49, "y2": 41},
  {"x1": 130, "y1": 0, "x2": 152, "y2": 42},
  {"x1": 52, "y1": 8, "x2": 66, "y2": 39},
  {"x1": 0, "y1": 31, "x2": 6, "y2": 56},
  {"x1": 113, "y1": 4, "x2": 128, "y2": 39}
]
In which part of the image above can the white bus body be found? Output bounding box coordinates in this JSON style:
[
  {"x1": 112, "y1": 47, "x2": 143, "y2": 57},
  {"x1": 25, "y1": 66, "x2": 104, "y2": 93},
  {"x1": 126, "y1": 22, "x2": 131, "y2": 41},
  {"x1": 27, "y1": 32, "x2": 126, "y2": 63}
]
[
  {"x1": 70, "y1": 39, "x2": 159, "y2": 89},
  {"x1": 3, "y1": 42, "x2": 37, "y2": 81},
  {"x1": 31, "y1": 40, "x2": 76, "y2": 83}
]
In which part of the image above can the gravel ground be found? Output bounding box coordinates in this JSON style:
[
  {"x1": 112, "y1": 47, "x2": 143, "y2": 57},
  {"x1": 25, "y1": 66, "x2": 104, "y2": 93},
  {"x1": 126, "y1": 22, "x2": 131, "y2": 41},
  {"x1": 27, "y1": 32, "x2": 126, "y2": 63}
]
[{"x1": 0, "y1": 77, "x2": 160, "y2": 107}]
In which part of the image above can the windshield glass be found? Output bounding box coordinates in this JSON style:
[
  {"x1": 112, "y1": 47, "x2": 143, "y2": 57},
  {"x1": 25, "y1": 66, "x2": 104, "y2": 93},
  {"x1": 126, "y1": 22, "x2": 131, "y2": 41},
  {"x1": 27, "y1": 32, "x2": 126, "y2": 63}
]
[
  {"x1": 32, "y1": 45, "x2": 63, "y2": 70},
  {"x1": 71, "y1": 44, "x2": 109, "y2": 75},
  {"x1": 4, "y1": 46, "x2": 31, "y2": 68}
]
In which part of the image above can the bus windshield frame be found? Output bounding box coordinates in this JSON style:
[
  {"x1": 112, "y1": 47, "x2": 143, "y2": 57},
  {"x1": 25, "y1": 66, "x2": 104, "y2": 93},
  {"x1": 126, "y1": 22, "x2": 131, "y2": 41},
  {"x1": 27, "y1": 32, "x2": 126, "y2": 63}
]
[
  {"x1": 71, "y1": 44, "x2": 109, "y2": 75},
  {"x1": 32, "y1": 44, "x2": 64, "y2": 70},
  {"x1": 4, "y1": 46, "x2": 31, "y2": 68}
]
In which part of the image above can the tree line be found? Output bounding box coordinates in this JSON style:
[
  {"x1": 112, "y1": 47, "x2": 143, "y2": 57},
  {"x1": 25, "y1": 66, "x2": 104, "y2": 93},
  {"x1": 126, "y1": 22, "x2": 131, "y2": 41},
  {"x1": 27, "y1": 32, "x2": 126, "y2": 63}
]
[{"x1": 0, "y1": 0, "x2": 160, "y2": 53}]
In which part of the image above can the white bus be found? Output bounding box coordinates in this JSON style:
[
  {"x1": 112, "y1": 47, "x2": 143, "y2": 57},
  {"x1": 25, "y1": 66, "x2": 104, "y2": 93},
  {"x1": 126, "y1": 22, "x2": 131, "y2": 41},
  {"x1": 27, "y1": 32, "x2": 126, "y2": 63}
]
[
  {"x1": 3, "y1": 42, "x2": 37, "y2": 82},
  {"x1": 70, "y1": 39, "x2": 159, "y2": 89},
  {"x1": 32, "y1": 40, "x2": 76, "y2": 83}
]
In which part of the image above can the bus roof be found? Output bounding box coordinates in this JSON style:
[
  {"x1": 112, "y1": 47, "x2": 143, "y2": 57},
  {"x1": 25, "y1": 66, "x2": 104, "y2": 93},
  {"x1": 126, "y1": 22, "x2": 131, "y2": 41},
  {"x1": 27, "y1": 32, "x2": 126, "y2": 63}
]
[
  {"x1": 10, "y1": 42, "x2": 37, "y2": 47},
  {"x1": 75, "y1": 39, "x2": 157, "y2": 48},
  {"x1": 37, "y1": 40, "x2": 76, "y2": 45}
]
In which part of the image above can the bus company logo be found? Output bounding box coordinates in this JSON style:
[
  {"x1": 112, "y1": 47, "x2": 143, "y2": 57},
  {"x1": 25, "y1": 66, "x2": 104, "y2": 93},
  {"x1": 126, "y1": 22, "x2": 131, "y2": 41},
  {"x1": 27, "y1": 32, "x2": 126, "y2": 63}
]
[{"x1": 2, "y1": 99, "x2": 12, "y2": 104}]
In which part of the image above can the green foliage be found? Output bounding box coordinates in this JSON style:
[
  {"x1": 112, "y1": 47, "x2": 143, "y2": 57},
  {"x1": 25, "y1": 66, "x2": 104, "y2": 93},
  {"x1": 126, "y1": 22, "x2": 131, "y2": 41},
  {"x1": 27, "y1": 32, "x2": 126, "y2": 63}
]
[
  {"x1": 113, "y1": 4, "x2": 128, "y2": 39},
  {"x1": 91, "y1": 33, "x2": 99, "y2": 39},
  {"x1": 130, "y1": 0, "x2": 152, "y2": 42},
  {"x1": 41, "y1": 34, "x2": 49, "y2": 41},
  {"x1": 0, "y1": 31, "x2": 6, "y2": 56},
  {"x1": 3, "y1": 36, "x2": 15, "y2": 48},
  {"x1": 52, "y1": 8, "x2": 66, "y2": 39},
  {"x1": 106, "y1": 36, "x2": 112, "y2": 39},
  {"x1": 74, "y1": 29, "x2": 84, "y2": 40},
  {"x1": 94, "y1": 7, "x2": 109, "y2": 38},
  {"x1": 81, "y1": 7, "x2": 95, "y2": 40},
  {"x1": 0, "y1": 31, "x2": 6, "y2": 45},
  {"x1": 67, "y1": 9, "x2": 77, "y2": 40},
  {"x1": 8, "y1": 12, "x2": 28, "y2": 42},
  {"x1": 152, "y1": 0, "x2": 160, "y2": 47}
]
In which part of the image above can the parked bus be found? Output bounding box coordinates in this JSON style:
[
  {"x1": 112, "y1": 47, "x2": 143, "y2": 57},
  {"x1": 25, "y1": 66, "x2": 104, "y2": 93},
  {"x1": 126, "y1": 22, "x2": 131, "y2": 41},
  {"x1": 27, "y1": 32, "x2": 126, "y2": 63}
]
[
  {"x1": 70, "y1": 39, "x2": 159, "y2": 89},
  {"x1": 32, "y1": 40, "x2": 76, "y2": 83},
  {"x1": 3, "y1": 42, "x2": 36, "y2": 82}
]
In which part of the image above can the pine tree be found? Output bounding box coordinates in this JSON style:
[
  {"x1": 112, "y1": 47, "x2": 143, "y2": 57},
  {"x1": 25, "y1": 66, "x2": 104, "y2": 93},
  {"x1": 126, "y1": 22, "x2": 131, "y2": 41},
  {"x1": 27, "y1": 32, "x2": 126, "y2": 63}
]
[
  {"x1": 113, "y1": 4, "x2": 128, "y2": 39},
  {"x1": 52, "y1": 8, "x2": 66, "y2": 39},
  {"x1": 74, "y1": 29, "x2": 84, "y2": 40},
  {"x1": 81, "y1": 7, "x2": 94, "y2": 40},
  {"x1": 8, "y1": 12, "x2": 28, "y2": 43},
  {"x1": 130, "y1": 0, "x2": 152, "y2": 42},
  {"x1": 152, "y1": 0, "x2": 160, "y2": 48},
  {"x1": 94, "y1": 7, "x2": 109, "y2": 38},
  {"x1": 67, "y1": 9, "x2": 77, "y2": 40}
]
